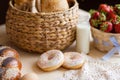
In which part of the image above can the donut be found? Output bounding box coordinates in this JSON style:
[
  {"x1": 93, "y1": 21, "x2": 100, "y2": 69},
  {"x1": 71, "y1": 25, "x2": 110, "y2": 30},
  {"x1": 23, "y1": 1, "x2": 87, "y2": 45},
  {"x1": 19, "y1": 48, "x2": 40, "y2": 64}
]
[
  {"x1": 37, "y1": 50, "x2": 64, "y2": 71},
  {"x1": 62, "y1": 52, "x2": 85, "y2": 69},
  {"x1": 0, "y1": 45, "x2": 22, "y2": 80}
]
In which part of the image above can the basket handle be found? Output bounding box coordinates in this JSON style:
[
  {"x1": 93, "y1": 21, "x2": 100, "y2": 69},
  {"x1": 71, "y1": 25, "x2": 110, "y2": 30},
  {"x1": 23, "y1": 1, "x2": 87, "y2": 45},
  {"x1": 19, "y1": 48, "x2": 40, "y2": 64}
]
[{"x1": 36, "y1": 0, "x2": 41, "y2": 12}]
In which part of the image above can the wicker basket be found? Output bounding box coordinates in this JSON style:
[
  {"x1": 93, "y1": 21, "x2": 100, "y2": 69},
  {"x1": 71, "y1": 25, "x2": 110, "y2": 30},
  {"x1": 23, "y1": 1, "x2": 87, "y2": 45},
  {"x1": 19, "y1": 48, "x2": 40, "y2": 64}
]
[
  {"x1": 6, "y1": 0, "x2": 79, "y2": 53},
  {"x1": 91, "y1": 27, "x2": 120, "y2": 52}
]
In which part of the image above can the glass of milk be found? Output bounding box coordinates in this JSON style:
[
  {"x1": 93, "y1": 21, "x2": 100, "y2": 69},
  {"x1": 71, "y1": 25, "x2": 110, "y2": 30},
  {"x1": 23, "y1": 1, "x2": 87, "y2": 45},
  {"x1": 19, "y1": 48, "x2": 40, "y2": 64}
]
[{"x1": 76, "y1": 14, "x2": 91, "y2": 54}]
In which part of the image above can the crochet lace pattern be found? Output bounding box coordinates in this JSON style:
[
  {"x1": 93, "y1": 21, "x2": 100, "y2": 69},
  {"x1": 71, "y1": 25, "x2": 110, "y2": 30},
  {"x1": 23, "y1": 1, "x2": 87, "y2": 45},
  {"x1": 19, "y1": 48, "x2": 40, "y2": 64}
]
[{"x1": 60, "y1": 55, "x2": 120, "y2": 80}]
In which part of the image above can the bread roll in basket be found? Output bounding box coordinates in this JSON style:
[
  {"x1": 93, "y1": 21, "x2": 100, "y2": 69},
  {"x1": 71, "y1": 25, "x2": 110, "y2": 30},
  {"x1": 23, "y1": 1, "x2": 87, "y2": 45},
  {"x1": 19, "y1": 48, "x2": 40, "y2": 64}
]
[
  {"x1": 40, "y1": 0, "x2": 69, "y2": 12},
  {"x1": 6, "y1": 0, "x2": 79, "y2": 53}
]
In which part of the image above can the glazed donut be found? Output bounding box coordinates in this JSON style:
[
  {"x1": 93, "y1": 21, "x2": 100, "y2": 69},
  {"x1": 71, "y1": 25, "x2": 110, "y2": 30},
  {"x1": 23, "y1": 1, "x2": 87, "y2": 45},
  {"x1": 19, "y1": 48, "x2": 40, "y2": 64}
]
[
  {"x1": 0, "y1": 45, "x2": 22, "y2": 80},
  {"x1": 63, "y1": 52, "x2": 85, "y2": 69},
  {"x1": 37, "y1": 50, "x2": 64, "y2": 71}
]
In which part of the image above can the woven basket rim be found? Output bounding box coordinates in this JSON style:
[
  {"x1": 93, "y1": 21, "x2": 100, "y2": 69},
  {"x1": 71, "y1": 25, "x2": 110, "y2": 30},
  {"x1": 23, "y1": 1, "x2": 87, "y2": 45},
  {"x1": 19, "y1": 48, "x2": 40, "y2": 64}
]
[
  {"x1": 91, "y1": 27, "x2": 120, "y2": 36},
  {"x1": 9, "y1": 0, "x2": 78, "y2": 15}
]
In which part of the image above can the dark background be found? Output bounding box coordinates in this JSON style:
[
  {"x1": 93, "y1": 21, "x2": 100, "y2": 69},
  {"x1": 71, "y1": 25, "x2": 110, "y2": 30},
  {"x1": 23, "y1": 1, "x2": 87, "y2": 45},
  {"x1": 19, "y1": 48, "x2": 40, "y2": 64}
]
[
  {"x1": 0, "y1": 0, "x2": 9, "y2": 24},
  {"x1": 78, "y1": 0, "x2": 120, "y2": 11},
  {"x1": 0, "y1": 0, "x2": 120, "y2": 24}
]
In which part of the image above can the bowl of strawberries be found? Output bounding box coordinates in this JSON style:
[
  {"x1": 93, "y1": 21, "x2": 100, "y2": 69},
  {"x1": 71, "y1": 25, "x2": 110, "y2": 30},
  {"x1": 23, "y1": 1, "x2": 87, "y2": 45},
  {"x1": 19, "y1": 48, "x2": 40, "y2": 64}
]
[{"x1": 90, "y1": 4, "x2": 120, "y2": 52}]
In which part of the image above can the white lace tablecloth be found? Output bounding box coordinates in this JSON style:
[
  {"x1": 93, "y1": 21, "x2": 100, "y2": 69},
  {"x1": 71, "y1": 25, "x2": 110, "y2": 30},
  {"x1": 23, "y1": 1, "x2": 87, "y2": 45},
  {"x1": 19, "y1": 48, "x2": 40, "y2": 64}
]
[{"x1": 1, "y1": 9, "x2": 120, "y2": 80}]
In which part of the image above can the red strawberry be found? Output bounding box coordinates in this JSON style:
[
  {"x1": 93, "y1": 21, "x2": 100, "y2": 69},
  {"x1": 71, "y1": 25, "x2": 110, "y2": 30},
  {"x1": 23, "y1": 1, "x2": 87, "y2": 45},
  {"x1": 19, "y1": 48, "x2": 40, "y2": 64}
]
[
  {"x1": 100, "y1": 21, "x2": 113, "y2": 32},
  {"x1": 114, "y1": 4, "x2": 120, "y2": 15},
  {"x1": 92, "y1": 11, "x2": 100, "y2": 19},
  {"x1": 89, "y1": 9, "x2": 100, "y2": 19},
  {"x1": 98, "y1": 4, "x2": 113, "y2": 13},
  {"x1": 107, "y1": 12, "x2": 117, "y2": 23},
  {"x1": 99, "y1": 12, "x2": 106, "y2": 21},
  {"x1": 114, "y1": 23, "x2": 120, "y2": 33},
  {"x1": 89, "y1": 18, "x2": 102, "y2": 28},
  {"x1": 90, "y1": 9, "x2": 107, "y2": 21}
]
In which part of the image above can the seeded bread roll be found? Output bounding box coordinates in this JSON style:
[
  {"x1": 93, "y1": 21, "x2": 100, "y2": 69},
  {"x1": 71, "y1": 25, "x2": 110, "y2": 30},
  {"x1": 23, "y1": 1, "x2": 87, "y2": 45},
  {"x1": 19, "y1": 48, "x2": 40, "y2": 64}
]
[
  {"x1": 0, "y1": 45, "x2": 22, "y2": 80},
  {"x1": 2, "y1": 57, "x2": 22, "y2": 70},
  {"x1": 0, "y1": 47, "x2": 19, "y2": 59}
]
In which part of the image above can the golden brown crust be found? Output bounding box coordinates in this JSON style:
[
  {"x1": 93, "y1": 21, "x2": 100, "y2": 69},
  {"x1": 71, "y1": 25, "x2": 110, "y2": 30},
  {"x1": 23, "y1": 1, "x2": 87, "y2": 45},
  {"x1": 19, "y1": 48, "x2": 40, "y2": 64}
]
[
  {"x1": 41, "y1": 0, "x2": 69, "y2": 12},
  {"x1": 14, "y1": 0, "x2": 28, "y2": 5},
  {"x1": 0, "y1": 46, "x2": 22, "y2": 80},
  {"x1": 0, "y1": 48, "x2": 19, "y2": 59},
  {"x1": 1, "y1": 57, "x2": 22, "y2": 70},
  {"x1": 8, "y1": 71, "x2": 21, "y2": 80}
]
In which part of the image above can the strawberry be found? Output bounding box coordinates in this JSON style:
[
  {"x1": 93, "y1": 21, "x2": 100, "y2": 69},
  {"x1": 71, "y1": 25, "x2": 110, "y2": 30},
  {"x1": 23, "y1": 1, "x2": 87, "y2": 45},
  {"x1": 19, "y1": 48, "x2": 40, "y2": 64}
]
[
  {"x1": 114, "y1": 23, "x2": 120, "y2": 33},
  {"x1": 114, "y1": 4, "x2": 120, "y2": 15},
  {"x1": 89, "y1": 18, "x2": 101, "y2": 28},
  {"x1": 98, "y1": 4, "x2": 113, "y2": 14},
  {"x1": 107, "y1": 12, "x2": 117, "y2": 23},
  {"x1": 90, "y1": 9, "x2": 106, "y2": 21},
  {"x1": 92, "y1": 11, "x2": 100, "y2": 19},
  {"x1": 89, "y1": 9, "x2": 106, "y2": 28},
  {"x1": 99, "y1": 12, "x2": 106, "y2": 21},
  {"x1": 89, "y1": 9, "x2": 100, "y2": 19},
  {"x1": 100, "y1": 21, "x2": 113, "y2": 32}
]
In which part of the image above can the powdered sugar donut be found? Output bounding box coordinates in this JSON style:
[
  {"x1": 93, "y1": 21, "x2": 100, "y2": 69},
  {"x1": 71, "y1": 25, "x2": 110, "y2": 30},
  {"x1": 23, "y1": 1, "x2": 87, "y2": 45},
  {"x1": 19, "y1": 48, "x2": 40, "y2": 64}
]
[
  {"x1": 37, "y1": 50, "x2": 64, "y2": 71},
  {"x1": 63, "y1": 52, "x2": 85, "y2": 69}
]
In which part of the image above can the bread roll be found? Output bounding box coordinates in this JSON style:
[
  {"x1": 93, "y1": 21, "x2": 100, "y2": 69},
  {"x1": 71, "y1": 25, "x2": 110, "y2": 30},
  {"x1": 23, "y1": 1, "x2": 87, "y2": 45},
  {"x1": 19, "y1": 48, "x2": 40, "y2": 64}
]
[
  {"x1": 14, "y1": 0, "x2": 30, "y2": 11},
  {"x1": 0, "y1": 47, "x2": 19, "y2": 59},
  {"x1": 0, "y1": 46, "x2": 22, "y2": 80},
  {"x1": 14, "y1": 0, "x2": 38, "y2": 13},
  {"x1": 2, "y1": 57, "x2": 22, "y2": 70},
  {"x1": 41, "y1": 0, "x2": 69, "y2": 12}
]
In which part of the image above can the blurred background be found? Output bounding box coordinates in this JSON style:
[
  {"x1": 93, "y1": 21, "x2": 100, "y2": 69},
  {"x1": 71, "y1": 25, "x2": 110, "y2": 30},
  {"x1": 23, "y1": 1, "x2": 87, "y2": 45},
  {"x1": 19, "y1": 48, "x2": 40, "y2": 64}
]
[
  {"x1": 78, "y1": 0, "x2": 120, "y2": 11},
  {"x1": 0, "y1": 0, "x2": 120, "y2": 24},
  {"x1": 0, "y1": 0, "x2": 9, "y2": 24}
]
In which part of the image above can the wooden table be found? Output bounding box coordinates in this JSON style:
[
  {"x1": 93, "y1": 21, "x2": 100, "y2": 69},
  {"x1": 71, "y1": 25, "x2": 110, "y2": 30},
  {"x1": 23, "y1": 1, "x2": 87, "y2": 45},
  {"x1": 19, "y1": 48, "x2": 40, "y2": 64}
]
[{"x1": 0, "y1": 10, "x2": 120, "y2": 80}]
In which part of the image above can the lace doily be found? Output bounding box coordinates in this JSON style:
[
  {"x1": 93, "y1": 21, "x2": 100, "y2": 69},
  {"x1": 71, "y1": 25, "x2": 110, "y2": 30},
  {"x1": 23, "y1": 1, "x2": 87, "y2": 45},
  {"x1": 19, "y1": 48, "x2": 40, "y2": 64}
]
[{"x1": 60, "y1": 55, "x2": 120, "y2": 80}]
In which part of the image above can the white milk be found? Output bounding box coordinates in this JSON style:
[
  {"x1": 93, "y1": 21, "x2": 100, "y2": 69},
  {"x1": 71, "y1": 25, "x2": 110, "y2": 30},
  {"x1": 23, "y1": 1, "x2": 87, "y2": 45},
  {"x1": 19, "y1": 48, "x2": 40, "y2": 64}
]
[{"x1": 76, "y1": 22, "x2": 90, "y2": 54}]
